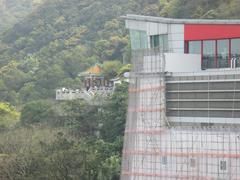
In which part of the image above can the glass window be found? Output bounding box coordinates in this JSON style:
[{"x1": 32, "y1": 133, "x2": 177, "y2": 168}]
[
  {"x1": 130, "y1": 30, "x2": 147, "y2": 50},
  {"x1": 150, "y1": 35, "x2": 159, "y2": 48},
  {"x1": 189, "y1": 41, "x2": 201, "y2": 54},
  {"x1": 161, "y1": 156, "x2": 167, "y2": 165},
  {"x1": 150, "y1": 34, "x2": 168, "y2": 51},
  {"x1": 220, "y1": 160, "x2": 227, "y2": 171},
  {"x1": 203, "y1": 40, "x2": 216, "y2": 69},
  {"x1": 217, "y1": 40, "x2": 229, "y2": 68},
  {"x1": 190, "y1": 158, "x2": 196, "y2": 168},
  {"x1": 231, "y1": 38, "x2": 240, "y2": 67}
]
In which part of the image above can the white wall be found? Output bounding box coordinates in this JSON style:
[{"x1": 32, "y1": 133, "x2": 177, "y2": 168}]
[{"x1": 165, "y1": 53, "x2": 201, "y2": 72}]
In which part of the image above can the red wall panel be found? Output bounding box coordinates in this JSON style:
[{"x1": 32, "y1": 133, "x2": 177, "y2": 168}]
[{"x1": 184, "y1": 24, "x2": 240, "y2": 41}]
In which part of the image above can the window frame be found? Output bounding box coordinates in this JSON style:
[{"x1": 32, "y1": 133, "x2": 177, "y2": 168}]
[
  {"x1": 161, "y1": 156, "x2": 167, "y2": 166},
  {"x1": 189, "y1": 158, "x2": 196, "y2": 168},
  {"x1": 219, "y1": 160, "x2": 228, "y2": 172},
  {"x1": 186, "y1": 37, "x2": 240, "y2": 69},
  {"x1": 150, "y1": 34, "x2": 168, "y2": 51}
]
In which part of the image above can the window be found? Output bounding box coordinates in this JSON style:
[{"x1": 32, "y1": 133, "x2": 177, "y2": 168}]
[
  {"x1": 203, "y1": 40, "x2": 216, "y2": 69},
  {"x1": 187, "y1": 38, "x2": 240, "y2": 69},
  {"x1": 189, "y1": 41, "x2": 201, "y2": 54},
  {"x1": 150, "y1": 34, "x2": 168, "y2": 51},
  {"x1": 220, "y1": 160, "x2": 227, "y2": 171},
  {"x1": 231, "y1": 38, "x2": 240, "y2": 67},
  {"x1": 161, "y1": 156, "x2": 167, "y2": 165},
  {"x1": 130, "y1": 30, "x2": 147, "y2": 50},
  {"x1": 190, "y1": 158, "x2": 196, "y2": 168},
  {"x1": 217, "y1": 40, "x2": 229, "y2": 68}
]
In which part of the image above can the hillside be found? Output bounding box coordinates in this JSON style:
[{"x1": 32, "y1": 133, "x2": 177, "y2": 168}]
[
  {"x1": 0, "y1": 0, "x2": 160, "y2": 105},
  {"x1": 0, "y1": 0, "x2": 44, "y2": 34}
]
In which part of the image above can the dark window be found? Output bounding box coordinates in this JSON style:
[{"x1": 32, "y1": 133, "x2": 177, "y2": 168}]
[
  {"x1": 203, "y1": 40, "x2": 216, "y2": 69},
  {"x1": 150, "y1": 34, "x2": 168, "y2": 51},
  {"x1": 217, "y1": 40, "x2": 229, "y2": 68},
  {"x1": 220, "y1": 160, "x2": 227, "y2": 171},
  {"x1": 190, "y1": 158, "x2": 196, "y2": 168},
  {"x1": 161, "y1": 156, "x2": 167, "y2": 165},
  {"x1": 231, "y1": 38, "x2": 240, "y2": 67},
  {"x1": 189, "y1": 41, "x2": 201, "y2": 54}
]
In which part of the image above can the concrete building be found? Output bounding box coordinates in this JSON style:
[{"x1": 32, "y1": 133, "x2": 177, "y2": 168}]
[{"x1": 121, "y1": 15, "x2": 240, "y2": 180}]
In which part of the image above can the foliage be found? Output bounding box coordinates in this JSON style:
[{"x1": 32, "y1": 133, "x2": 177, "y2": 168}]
[
  {"x1": 0, "y1": 102, "x2": 19, "y2": 128},
  {"x1": 102, "y1": 60, "x2": 122, "y2": 79},
  {"x1": 20, "y1": 100, "x2": 55, "y2": 125},
  {"x1": 101, "y1": 82, "x2": 128, "y2": 142},
  {"x1": 117, "y1": 64, "x2": 132, "y2": 76},
  {"x1": 61, "y1": 100, "x2": 100, "y2": 137},
  {"x1": 0, "y1": 125, "x2": 122, "y2": 180},
  {"x1": 0, "y1": 0, "x2": 44, "y2": 34}
]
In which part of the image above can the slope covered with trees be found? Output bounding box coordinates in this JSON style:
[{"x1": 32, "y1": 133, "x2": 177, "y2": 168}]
[
  {"x1": 0, "y1": 0, "x2": 44, "y2": 34},
  {"x1": 0, "y1": 0, "x2": 162, "y2": 105},
  {"x1": 0, "y1": 0, "x2": 240, "y2": 179}
]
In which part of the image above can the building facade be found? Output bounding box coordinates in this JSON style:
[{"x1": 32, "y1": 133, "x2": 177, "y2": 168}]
[{"x1": 121, "y1": 15, "x2": 240, "y2": 180}]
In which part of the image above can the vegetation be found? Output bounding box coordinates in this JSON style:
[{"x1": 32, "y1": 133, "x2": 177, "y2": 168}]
[
  {"x1": 0, "y1": 0, "x2": 240, "y2": 179},
  {"x1": 0, "y1": 0, "x2": 44, "y2": 34},
  {"x1": 0, "y1": 83, "x2": 127, "y2": 179},
  {"x1": 0, "y1": 102, "x2": 19, "y2": 128}
]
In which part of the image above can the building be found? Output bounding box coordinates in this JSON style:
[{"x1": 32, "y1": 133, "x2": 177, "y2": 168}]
[
  {"x1": 121, "y1": 14, "x2": 240, "y2": 180},
  {"x1": 55, "y1": 64, "x2": 129, "y2": 103}
]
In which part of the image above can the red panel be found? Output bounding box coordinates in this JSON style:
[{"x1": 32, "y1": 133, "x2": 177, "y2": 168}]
[{"x1": 185, "y1": 24, "x2": 240, "y2": 41}]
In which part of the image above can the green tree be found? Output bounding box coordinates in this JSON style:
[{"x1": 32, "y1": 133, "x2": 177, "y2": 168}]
[
  {"x1": 100, "y1": 82, "x2": 128, "y2": 142},
  {"x1": 62, "y1": 100, "x2": 99, "y2": 137},
  {"x1": 0, "y1": 102, "x2": 19, "y2": 128},
  {"x1": 102, "y1": 60, "x2": 122, "y2": 79},
  {"x1": 20, "y1": 100, "x2": 54, "y2": 125}
]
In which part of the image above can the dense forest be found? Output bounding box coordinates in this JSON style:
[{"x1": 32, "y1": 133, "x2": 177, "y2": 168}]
[
  {"x1": 0, "y1": 0, "x2": 240, "y2": 179},
  {"x1": 0, "y1": 0, "x2": 44, "y2": 34}
]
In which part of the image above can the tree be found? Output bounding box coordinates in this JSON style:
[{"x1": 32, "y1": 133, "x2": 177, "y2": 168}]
[
  {"x1": 100, "y1": 82, "x2": 128, "y2": 142},
  {"x1": 20, "y1": 100, "x2": 54, "y2": 125},
  {"x1": 61, "y1": 100, "x2": 100, "y2": 137},
  {"x1": 0, "y1": 102, "x2": 19, "y2": 129},
  {"x1": 102, "y1": 60, "x2": 122, "y2": 79}
]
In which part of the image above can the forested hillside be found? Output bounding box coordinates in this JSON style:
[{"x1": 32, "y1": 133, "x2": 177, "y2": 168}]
[
  {"x1": 0, "y1": 0, "x2": 240, "y2": 179},
  {"x1": 0, "y1": 0, "x2": 44, "y2": 33},
  {"x1": 0, "y1": 0, "x2": 168, "y2": 106}
]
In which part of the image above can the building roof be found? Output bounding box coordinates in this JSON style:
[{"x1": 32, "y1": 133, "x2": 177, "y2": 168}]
[
  {"x1": 79, "y1": 64, "x2": 103, "y2": 77},
  {"x1": 86, "y1": 64, "x2": 102, "y2": 74},
  {"x1": 122, "y1": 14, "x2": 240, "y2": 24}
]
